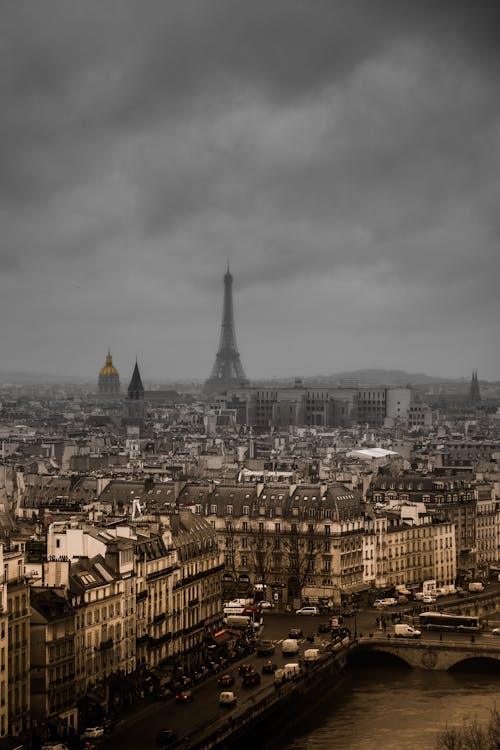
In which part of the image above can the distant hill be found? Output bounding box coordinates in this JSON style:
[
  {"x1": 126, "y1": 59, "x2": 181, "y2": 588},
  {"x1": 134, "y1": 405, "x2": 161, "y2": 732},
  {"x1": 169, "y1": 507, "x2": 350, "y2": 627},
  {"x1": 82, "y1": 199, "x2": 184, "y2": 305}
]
[
  {"x1": 315, "y1": 369, "x2": 459, "y2": 386},
  {"x1": 0, "y1": 368, "x2": 473, "y2": 389},
  {"x1": 0, "y1": 371, "x2": 92, "y2": 386},
  {"x1": 253, "y1": 369, "x2": 467, "y2": 388}
]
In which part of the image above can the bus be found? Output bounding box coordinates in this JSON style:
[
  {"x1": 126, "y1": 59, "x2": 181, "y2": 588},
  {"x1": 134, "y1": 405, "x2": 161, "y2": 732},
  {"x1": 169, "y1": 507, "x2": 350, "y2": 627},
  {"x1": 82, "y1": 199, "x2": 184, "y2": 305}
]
[{"x1": 418, "y1": 611, "x2": 482, "y2": 632}]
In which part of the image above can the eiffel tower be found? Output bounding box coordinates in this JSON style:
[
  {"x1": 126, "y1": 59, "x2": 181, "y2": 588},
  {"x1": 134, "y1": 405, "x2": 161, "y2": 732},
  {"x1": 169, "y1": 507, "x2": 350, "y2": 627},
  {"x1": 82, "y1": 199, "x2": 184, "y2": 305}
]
[{"x1": 204, "y1": 265, "x2": 249, "y2": 393}]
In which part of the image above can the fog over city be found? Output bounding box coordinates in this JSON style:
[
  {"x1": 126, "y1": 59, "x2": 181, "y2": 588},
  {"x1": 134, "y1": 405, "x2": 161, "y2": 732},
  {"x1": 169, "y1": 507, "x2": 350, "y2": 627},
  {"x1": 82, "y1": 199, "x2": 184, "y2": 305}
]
[{"x1": 2, "y1": 1, "x2": 499, "y2": 382}]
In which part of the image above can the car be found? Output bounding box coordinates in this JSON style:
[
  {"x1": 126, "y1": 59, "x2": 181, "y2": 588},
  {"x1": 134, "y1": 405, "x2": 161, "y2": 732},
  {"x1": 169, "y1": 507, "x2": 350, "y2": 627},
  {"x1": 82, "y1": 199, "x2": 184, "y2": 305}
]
[
  {"x1": 155, "y1": 729, "x2": 178, "y2": 746},
  {"x1": 342, "y1": 608, "x2": 355, "y2": 617},
  {"x1": 262, "y1": 660, "x2": 278, "y2": 674},
  {"x1": 258, "y1": 600, "x2": 274, "y2": 609},
  {"x1": 492, "y1": 628, "x2": 500, "y2": 635},
  {"x1": 81, "y1": 727, "x2": 105, "y2": 739},
  {"x1": 288, "y1": 627, "x2": 303, "y2": 639},
  {"x1": 318, "y1": 622, "x2": 331, "y2": 633},
  {"x1": 256, "y1": 639, "x2": 275, "y2": 656},
  {"x1": 295, "y1": 606, "x2": 320, "y2": 616},
  {"x1": 241, "y1": 670, "x2": 261, "y2": 687},
  {"x1": 217, "y1": 673, "x2": 235, "y2": 688},
  {"x1": 422, "y1": 595, "x2": 436, "y2": 604},
  {"x1": 238, "y1": 663, "x2": 254, "y2": 676},
  {"x1": 175, "y1": 689, "x2": 193, "y2": 703},
  {"x1": 219, "y1": 691, "x2": 237, "y2": 707}
]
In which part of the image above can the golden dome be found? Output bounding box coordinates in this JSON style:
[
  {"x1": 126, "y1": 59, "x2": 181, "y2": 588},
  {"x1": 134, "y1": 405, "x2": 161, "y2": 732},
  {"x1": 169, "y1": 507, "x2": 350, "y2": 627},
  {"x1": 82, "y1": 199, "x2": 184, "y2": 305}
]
[{"x1": 99, "y1": 351, "x2": 119, "y2": 377}]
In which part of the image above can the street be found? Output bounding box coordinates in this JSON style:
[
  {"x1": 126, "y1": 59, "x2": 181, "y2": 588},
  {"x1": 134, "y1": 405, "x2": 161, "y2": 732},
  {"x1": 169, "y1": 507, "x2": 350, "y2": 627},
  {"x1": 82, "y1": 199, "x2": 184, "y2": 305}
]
[{"x1": 99, "y1": 594, "x2": 500, "y2": 749}]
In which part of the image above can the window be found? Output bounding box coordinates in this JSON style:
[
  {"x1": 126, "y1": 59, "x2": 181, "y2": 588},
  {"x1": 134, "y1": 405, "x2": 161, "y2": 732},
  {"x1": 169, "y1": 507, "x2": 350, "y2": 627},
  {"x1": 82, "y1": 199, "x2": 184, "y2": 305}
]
[
  {"x1": 226, "y1": 505, "x2": 233, "y2": 515},
  {"x1": 259, "y1": 522, "x2": 264, "y2": 533},
  {"x1": 325, "y1": 525, "x2": 330, "y2": 535},
  {"x1": 243, "y1": 505, "x2": 249, "y2": 515},
  {"x1": 210, "y1": 504, "x2": 217, "y2": 514},
  {"x1": 275, "y1": 523, "x2": 281, "y2": 533}
]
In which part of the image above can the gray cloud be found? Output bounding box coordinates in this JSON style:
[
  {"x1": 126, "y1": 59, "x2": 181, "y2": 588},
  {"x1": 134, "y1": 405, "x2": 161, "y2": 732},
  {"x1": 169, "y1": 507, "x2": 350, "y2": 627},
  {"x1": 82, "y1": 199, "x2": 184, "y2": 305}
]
[{"x1": 1, "y1": 1, "x2": 499, "y2": 381}]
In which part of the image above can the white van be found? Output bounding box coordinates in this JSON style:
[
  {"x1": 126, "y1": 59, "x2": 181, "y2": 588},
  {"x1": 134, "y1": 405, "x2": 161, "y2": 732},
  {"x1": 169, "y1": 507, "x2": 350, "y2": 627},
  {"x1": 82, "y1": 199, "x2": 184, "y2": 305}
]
[
  {"x1": 283, "y1": 662, "x2": 301, "y2": 677},
  {"x1": 219, "y1": 691, "x2": 237, "y2": 707},
  {"x1": 304, "y1": 648, "x2": 321, "y2": 662},
  {"x1": 468, "y1": 582, "x2": 484, "y2": 593},
  {"x1": 394, "y1": 623, "x2": 421, "y2": 638},
  {"x1": 281, "y1": 638, "x2": 299, "y2": 654}
]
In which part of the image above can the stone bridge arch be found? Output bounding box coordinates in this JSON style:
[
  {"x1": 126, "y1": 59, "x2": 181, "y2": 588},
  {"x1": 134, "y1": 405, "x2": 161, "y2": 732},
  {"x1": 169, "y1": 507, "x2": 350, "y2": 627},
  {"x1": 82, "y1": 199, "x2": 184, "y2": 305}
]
[{"x1": 351, "y1": 638, "x2": 500, "y2": 671}]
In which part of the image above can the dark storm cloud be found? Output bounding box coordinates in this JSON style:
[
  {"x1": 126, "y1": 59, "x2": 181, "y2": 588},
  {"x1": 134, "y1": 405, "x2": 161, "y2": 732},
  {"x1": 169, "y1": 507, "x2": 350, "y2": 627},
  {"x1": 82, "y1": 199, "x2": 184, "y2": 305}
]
[{"x1": 1, "y1": 0, "x2": 500, "y2": 379}]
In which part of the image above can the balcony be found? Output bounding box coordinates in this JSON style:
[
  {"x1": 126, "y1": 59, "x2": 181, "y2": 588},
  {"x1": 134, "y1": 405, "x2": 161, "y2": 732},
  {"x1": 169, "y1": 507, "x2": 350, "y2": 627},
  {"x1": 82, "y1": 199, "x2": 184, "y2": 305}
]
[{"x1": 99, "y1": 638, "x2": 113, "y2": 650}]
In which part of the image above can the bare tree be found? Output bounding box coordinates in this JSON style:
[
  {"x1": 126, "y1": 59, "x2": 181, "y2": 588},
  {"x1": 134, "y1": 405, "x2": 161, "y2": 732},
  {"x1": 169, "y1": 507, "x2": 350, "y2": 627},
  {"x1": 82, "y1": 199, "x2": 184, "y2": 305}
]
[
  {"x1": 284, "y1": 523, "x2": 319, "y2": 603},
  {"x1": 248, "y1": 527, "x2": 273, "y2": 595},
  {"x1": 436, "y1": 709, "x2": 500, "y2": 750}
]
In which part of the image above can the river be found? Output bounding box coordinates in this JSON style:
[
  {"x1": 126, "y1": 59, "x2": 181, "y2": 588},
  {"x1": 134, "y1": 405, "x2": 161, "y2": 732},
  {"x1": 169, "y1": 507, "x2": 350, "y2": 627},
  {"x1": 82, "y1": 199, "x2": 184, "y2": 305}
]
[{"x1": 277, "y1": 667, "x2": 499, "y2": 750}]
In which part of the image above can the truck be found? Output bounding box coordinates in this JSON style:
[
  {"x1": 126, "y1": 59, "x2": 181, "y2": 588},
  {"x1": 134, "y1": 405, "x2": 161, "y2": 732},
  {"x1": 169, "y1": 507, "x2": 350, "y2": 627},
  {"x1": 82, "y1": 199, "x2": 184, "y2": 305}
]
[
  {"x1": 304, "y1": 648, "x2": 321, "y2": 662},
  {"x1": 468, "y1": 582, "x2": 485, "y2": 593},
  {"x1": 436, "y1": 585, "x2": 456, "y2": 597},
  {"x1": 274, "y1": 663, "x2": 301, "y2": 685},
  {"x1": 394, "y1": 623, "x2": 421, "y2": 638},
  {"x1": 224, "y1": 614, "x2": 261, "y2": 630}
]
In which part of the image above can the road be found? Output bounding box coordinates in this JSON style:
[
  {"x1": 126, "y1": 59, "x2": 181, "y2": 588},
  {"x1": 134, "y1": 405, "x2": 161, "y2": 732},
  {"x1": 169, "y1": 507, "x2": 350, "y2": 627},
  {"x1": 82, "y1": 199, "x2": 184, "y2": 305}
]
[{"x1": 99, "y1": 593, "x2": 500, "y2": 748}]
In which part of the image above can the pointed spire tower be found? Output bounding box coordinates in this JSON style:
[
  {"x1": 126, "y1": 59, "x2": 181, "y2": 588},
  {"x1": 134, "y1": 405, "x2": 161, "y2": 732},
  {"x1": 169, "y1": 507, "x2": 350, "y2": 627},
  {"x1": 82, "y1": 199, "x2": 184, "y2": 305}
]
[
  {"x1": 469, "y1": 369, "x2": 481, "y2": 406},
  {"x1": 124, "y1": 359, "x2": 145, "y2": 424},
  {"x1": 204, "y1": 266, "x2": 249, "y2": 393}
]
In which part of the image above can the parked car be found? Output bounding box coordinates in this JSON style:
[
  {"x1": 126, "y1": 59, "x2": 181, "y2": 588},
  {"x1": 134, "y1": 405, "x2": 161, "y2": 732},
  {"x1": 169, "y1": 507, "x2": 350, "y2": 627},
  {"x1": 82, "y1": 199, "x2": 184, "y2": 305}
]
[
  {"x1": 422, "y1": 595, "x2": 436, "y2": 604},
  {"x1": 256, "y1": 639, "x2": 275, "y2": 656},
  {"x1": 288, "y1": 627, "x2": 303, "y2": 639},
  {"x1": 262, "y1": 660, "x2": 278, "y2": 674},
  {"x1": 155, "y1": 729, "x2": 178, "y2": 746},
  {"x1": 492, "y1": 628, "x2": 500, "y2": 635},
  {"x1": 175, "y1": 689, "x2": 193, "y2": 703},
  {"x1": 219, "y1": 691, "x2": 237, "y2": 708},
  {"x1": 217, "y1": 673, "x2": 235, "y2": 688},
  {"x1": 81, "y1": 727, "x2": 105, "y2": 739},
  {"x1": 295, "y1": 606, "x2": 320, "y2": 616},
  {"x1": 258, "y1": 600, "x2": 274, "y2": 609}
]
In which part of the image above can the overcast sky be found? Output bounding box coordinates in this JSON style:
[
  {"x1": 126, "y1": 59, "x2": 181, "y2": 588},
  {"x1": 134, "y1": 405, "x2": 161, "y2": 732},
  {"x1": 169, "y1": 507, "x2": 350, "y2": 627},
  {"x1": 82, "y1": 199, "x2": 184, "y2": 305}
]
[{"x1": 2, "y1": 1, "x2": 499, "y2": 384}]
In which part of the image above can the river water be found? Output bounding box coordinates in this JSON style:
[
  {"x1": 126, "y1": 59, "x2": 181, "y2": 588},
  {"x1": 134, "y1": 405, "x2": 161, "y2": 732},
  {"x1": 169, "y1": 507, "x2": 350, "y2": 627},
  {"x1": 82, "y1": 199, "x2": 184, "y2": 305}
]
[{"x1": 278, "y1": 668, "x2": 499, "y2": 750}]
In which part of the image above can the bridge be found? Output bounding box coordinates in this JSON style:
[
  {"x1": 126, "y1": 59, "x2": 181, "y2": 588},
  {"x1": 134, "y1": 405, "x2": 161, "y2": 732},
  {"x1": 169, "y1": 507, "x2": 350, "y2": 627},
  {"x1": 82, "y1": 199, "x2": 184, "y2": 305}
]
[{"x1": 351, "y1": 635, "x2": 500, "y2": 670}]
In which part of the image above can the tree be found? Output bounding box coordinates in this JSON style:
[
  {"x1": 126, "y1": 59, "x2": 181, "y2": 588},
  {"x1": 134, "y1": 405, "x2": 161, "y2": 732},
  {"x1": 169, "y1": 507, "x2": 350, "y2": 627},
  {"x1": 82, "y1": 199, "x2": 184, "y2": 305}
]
[
  {"x1": 436, "y1": 709, "x2": 500, "y2": 750},
  {"x1": 284, "y1": 523, "x2": 318, "y2": 603},
  {"x1": 248, "y1": 527, "x2": 273, "y2": 596}
]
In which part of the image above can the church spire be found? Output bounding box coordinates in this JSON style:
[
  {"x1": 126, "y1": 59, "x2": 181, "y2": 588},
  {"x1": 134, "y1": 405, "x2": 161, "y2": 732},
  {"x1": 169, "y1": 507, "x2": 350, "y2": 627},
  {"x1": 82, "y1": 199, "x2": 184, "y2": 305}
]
[{"x1": 127, "y1": 359, "x2": 144, "y2": 400}]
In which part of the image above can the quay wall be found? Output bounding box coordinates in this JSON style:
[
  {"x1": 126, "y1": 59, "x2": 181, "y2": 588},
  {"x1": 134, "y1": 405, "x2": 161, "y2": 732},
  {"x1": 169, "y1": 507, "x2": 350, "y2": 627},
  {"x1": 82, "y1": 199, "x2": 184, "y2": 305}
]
[{"x1": 186, "y1": 641, "x2": 349, "y2": 750}]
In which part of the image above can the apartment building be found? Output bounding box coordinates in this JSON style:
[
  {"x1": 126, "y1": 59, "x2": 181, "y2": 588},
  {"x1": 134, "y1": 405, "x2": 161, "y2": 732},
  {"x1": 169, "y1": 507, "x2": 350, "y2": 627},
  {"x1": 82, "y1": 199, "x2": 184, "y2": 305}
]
[
  {"x1": 363, "y1": 512, "x2": 456, "y2": 589},
  {"x1": 0, "y1": 546, "x2": 8, "y2": 738},
  {"x1": 179, "y1": 481, "x2": 365, "y2": 608},
  {"x1": 5, "y1": 542, "x2": 30, "y2": 737},
  {"x1": 30, "y1": 588, "x2": 76, "y2": 738}
]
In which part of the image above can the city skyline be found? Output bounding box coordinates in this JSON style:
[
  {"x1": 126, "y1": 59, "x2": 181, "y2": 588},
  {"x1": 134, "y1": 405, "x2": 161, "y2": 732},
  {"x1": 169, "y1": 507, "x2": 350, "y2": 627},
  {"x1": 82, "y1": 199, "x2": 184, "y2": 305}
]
[{"x1": 2, "y1": 2, "x2": 500, "y2": 381}]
